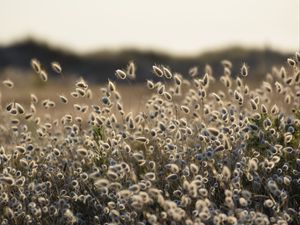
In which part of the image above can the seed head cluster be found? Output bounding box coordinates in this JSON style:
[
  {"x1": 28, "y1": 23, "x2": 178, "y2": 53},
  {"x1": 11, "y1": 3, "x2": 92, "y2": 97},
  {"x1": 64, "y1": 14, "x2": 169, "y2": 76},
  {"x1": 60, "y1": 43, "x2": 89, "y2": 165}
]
[{"x1": 0, "y1": 53, "x2": 300, "y2": 224}]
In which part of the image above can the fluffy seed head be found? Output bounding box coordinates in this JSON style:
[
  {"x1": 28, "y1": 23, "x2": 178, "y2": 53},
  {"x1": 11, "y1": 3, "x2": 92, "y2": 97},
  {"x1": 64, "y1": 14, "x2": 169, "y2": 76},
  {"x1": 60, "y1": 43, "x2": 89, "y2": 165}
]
[
  {"x1": 241, "y1": 63, "x2": 249, "y2": 77},
  {"x1": 115, "y1": 69, "x2": 127, "y2": 79},
  {"x1": 51, "y1": 61, "x2": 62, "y2": 74},
  {"x1": 59, "y1": 95, "x2": 68, "y2": 104},
  {"x1": 2, "y1": 79, "x2": 14, "y2": 88},
  {"x1": 39, "y1": 70, "x2": 48, "y2": 82},
  {"x1": 31, "y1": 58, "x2": 41, "y2": 74},
  {"x1": 153, "y1": 65, "x2": 164, "y2": 77}
]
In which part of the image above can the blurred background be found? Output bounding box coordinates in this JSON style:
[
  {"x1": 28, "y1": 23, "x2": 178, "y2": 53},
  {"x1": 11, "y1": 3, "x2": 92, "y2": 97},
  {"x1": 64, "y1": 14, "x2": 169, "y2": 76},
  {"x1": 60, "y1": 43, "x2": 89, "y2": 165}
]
[{"x1": 0, "y1": 0, "x2": 299, "y2": 84}]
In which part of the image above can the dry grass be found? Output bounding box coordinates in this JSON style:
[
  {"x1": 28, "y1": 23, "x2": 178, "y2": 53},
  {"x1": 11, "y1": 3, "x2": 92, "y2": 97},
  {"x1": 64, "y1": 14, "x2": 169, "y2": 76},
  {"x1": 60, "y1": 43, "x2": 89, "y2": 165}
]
[{"x1": 0, "y1": 53, "x2": 300, "y2": 225}]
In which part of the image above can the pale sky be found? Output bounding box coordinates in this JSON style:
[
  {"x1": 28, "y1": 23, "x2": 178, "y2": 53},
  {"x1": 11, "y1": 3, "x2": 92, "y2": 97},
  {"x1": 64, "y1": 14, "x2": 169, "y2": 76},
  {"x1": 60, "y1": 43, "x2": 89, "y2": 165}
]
[{"x1": 0, "y1": 0, "x2": 299, "y2": 55}]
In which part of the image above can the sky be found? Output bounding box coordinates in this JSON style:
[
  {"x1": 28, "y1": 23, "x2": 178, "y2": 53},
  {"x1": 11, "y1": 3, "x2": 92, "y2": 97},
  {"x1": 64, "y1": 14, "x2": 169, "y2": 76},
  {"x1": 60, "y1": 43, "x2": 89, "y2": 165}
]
[{"x1": 0, "y1": 0, "x2": 299, "y2": 55}]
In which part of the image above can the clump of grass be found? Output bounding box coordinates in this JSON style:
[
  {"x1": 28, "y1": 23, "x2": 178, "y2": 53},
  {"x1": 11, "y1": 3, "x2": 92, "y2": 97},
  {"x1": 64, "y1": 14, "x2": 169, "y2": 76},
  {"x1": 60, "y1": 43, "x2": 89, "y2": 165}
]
[{"x1": 0, "y1": 54, "x2": 300, "y2": 224}]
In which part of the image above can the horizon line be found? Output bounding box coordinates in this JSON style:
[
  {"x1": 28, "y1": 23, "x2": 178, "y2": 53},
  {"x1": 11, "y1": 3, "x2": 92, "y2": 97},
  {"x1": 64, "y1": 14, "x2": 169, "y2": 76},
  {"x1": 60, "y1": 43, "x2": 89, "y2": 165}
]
[{"x1": 0, "y1": 36, "x2": 297, "y2": 58}]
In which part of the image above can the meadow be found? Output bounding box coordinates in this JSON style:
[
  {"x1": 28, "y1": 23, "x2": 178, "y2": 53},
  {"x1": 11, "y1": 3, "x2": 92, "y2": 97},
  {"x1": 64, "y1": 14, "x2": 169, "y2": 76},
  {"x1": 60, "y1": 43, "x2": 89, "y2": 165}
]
[{"x1": 0, "y1": 54, "x2": 300, "y2": 225}]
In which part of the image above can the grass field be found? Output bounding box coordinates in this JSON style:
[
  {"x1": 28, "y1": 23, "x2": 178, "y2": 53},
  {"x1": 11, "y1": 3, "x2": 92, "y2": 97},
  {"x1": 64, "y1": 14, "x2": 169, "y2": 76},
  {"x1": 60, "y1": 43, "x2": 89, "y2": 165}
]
[{"x1": 0, "y1": 54, "x2": 300, "y2": 225}]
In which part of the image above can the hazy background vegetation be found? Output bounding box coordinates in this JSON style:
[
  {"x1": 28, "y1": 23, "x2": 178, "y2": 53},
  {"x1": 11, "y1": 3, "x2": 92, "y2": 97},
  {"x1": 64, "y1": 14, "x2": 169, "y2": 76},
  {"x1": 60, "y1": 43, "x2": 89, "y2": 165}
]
[{"x1": 0, "y1": 39, "x2": 292, "y2": 83}]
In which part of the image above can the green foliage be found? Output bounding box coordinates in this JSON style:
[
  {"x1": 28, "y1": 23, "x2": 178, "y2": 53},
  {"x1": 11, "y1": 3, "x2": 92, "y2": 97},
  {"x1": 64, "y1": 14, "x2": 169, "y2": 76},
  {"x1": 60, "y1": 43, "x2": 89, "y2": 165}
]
[{"x1": 92, "y1": 126, "x2": 106, "y2": 143}]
